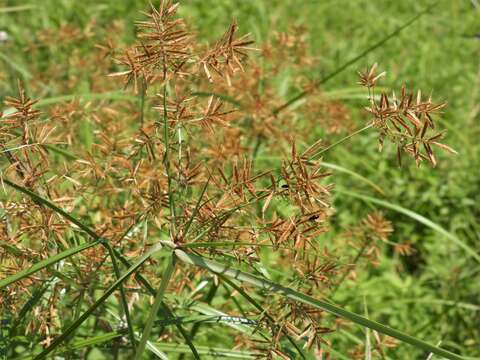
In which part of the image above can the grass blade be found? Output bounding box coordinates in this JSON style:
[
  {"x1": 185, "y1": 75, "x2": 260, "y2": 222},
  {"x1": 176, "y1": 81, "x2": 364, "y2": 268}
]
[
  {"x1": 272, "y1": 3, "x2": 437, "y2": 115},
  {"x1": 189, "y1": 303, "x2": 260, "y2": 336},
  {"x1": 175, "y1": 249, "x2": 465, "y2": 360},
  {"x1": 364, "y1": 296, "x2": 372, "y2": 360},
  {"x1": 111, "y1": 248, "x2": 201, "y2": 359},
  {"x1": 0, "y1": 5, "x2": 35, "y2": 13},
  {"x1": 9, "y1": 280, "x2": 52, "y2": 334},
  {"x1": 308, "y1": 124, "x2": 373, "y2": 161},
  {"x1": 0, "y1": 52, "x2": 32, "y2": 80},
  {"x1": 19, "y1": 331, "x2": 126, "y2": 359},
  {"x1": 321, "y1": 161, "x2": 385, "y2": 195},
  {"x1": 151, "y1": 343, "x2": 261, "y2": 359},
  {"x1": 104, "y1": 243, "x2": 137, "y2": 352},
  {"x1": 135, "y1": 254, "x2": 179, "y2": 359},
  {"x1": 154, "y1": 314, "x2": 256, "y2": 327},
  {"x1": 0, "y1": 240, "x2": 100, "y2": 289},
  {"x1": 42, "y1": 144, "x2": 78, "y2": 160},
  {"x1": 3, "y1": 179, "x2": 99, "y2": 240},
  {"x1": 183, "y1": 174, "x2": 211, "y2": 238},
  {"x1": 32, "y1": 244, "x2": 162, "y2": 360},
  {"x1": 34, "y1": 92, "x2": 139, "y2": 107}
]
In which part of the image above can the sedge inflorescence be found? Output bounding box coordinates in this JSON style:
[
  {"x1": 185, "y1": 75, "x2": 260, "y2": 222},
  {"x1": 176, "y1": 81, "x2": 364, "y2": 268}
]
[{"x1": 0, "y1": 1, "x2": 455, "y2": 357}]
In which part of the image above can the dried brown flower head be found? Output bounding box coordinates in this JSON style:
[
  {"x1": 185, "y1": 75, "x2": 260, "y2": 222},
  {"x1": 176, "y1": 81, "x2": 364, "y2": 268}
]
[
  {"x1": 359, "y1": 64, "x2": 457, "y2": 166},
  {"x1": 200, "y1": 21, "x2": 255, "y2": 85}
]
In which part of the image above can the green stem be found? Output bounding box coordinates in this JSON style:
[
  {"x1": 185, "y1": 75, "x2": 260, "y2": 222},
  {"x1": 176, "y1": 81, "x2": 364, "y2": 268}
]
[
  {"x1": 308, "y1": 124, "x2": 373, "y2": 161},
  {"x1": 0, "y1": 240, "x2": 100, "y2": 290},
  {"x1": 139, "y1": 78, "x2": 146, "y2": 126},
  {"x1": 33, "y1": 245, "x2": 162, "y2": 360},
  {"x1": 162, "y1": 83, "x2": 176, "y2": 235},
  {"x1": 330, "y1": 241, "x2": 368, "y2": 298},
  {"x1": 105, "y1": 244, "x2": 136, "y2": 353},
  {"x1": 272, "y1": 3, "x2": 436, "y2": 115},
  {"x1": 135, "y1": 253, "x2": 177, "y2": 359}
]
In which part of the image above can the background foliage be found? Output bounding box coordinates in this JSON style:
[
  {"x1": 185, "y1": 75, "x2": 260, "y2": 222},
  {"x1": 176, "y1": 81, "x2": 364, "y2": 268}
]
[{"x1": 1, "y1": 0, "x2": 479, "y2": 359}]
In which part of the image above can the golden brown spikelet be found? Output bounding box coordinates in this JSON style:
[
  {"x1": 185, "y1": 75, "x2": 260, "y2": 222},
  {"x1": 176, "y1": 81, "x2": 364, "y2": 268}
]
[
  {"x1": 359, "y1": 64, "x2": 456, "y2": 167},
  {"x1": 200, "y1": 20, "x2": 255, "y2": 85}
]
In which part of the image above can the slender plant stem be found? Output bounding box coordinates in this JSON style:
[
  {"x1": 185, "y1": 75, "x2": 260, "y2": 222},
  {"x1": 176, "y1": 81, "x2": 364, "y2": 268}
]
[
  {"x1": 309, "y1": 124, "x2": 373, "y2": 161},
  {"x1": 183, "y1": 175, "x2": 210, "y2": 238},
  {"x1": 139, "y1": 78, "x2": 146, "y2": 126},
  {"x1": 135, "y1": 253, "x2": 176, "y2": 359},
  {"x1": 329, "y1": 241, "x2": 368, "y2": 298},
  {"x1": 111, "y1": 248, "x2": 200, "y2": 358},
  {"x1": 105, "y1": 244, "x2": 136, "y2": 352},
  {"x1": 272, "y1": 3, "x2": 436, "y2": 116},
  {"x1": 162, "y1": 83, "x2": 176, "y2": 236},
  {"x1": 33, "y1": 245, "x2": 162, "y2": 360}
]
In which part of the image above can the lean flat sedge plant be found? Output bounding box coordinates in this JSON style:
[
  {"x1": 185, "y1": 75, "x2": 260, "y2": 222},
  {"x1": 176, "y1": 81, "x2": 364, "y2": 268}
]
[{"x1": 0, "y1": 1, "x2": 469, "y2": 359}]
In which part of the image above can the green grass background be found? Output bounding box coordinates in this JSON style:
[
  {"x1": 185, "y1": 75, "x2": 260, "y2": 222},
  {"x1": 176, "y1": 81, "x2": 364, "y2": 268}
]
[{"x1": 1, "y1": 0, "x2": 479, "y2": 358}]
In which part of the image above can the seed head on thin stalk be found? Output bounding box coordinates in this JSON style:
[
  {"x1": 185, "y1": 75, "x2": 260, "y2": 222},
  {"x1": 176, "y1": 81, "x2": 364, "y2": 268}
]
[
  {"x1": 110, "y1": 0, "x2": 193, "y2": 91},
  {"x1": 359, "y1": 63, "x2": 457, "y2": 167},
  {"x1": 200, "y1": 21, "x2": 256, "y2": 86}
]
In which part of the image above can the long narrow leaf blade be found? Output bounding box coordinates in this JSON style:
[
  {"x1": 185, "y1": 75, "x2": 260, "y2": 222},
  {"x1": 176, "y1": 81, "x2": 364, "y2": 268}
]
[
  {"x1": 33, "y1": 244, "x2": 162, "y2": 360},
  {"x1": 3, "y1": 179, "x2": 99, "y2": 239},
  {"x1": 175, "y1": 250, "x2": 464, "y2": 360},
  {"x1": 0, "y1": 240, "x2": 100, "y2": 289},
  {"x1": 136, "y1": 255, "x2": 179, "y2": 359},
  {"x1": 272, "y1": 3, "x2": 436, "y2": 115}
]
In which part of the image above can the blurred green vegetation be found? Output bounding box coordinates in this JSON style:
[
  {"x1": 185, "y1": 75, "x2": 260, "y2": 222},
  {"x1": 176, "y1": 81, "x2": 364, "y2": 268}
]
[{"x1": 1, "y1": 0, "x2": 479, "y2": 358}]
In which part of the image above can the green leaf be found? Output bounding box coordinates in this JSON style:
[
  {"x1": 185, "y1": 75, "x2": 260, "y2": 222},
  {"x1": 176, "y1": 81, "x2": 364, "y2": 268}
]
[
  {"x1": 135, "y1": 255, "x2": 184, "y2": 359},
  {"x1": 321, "y1": 162, "x2": 385, "y2": 195},
  {"x1": 189, "y1": 303, "x2": 259, "y2": 336},
  {"x1": 0, "y1": 5, "x2": 35, "y2": 13},
  {"x1": 0, "y1": 52, "x2": 32, "y2": 80},
  {"x1": 18, "y1": 331, "x2": 126, "y2": 359},
  {"x1": 154, "y1": 314, "x2": 257, "y2": 327},
  {"x1": 34, "y1": 92, "x2": 139, "y2": 107},
  {"x1": 150, "y1": 343, "x2": 261, "y2": 359},
  {"x1": 175, "y1": 249, "x2": 465, "y2": 360},
  {"x1": 0, "y1": 240, "x2": 100, "y2": 290},
  {"x1": 3, "y1": 179, "x2": 99, "y2": 240},
  {"x1": 32, "y1": 244, "x2": 162, "y2": 360},
  {"x1": 78, "y1": 119, "x2": 93, "y2": 151}
]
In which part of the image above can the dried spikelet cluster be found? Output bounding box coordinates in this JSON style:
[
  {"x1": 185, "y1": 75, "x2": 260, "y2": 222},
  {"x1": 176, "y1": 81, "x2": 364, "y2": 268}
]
[
  {"x1": 1, "y1": 82, "x2": 53, "y2": 188},
  {"x1": 200, "y1": 21, "x2": 255, "y2": 85},
  {"x1": 111, "y1": 1, "x2": 192, "y2": 90},
  {"x1": 336, "y1": 212, "x2": 402, "y2": 281},
  {"x1": 359, "y1": 63, "x2": 457, "y2": 166},
  {"x1": 0, "y1": 1, "x2": 457, "y2": 358},
  {"x1": 349, "y1": 332, "x2": 399, "y2": 360}
]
